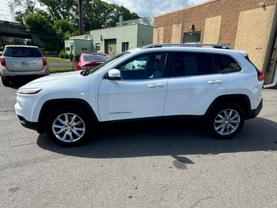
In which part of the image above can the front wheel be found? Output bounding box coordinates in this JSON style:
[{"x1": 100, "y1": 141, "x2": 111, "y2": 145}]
[
  {"x1": 45, "y1": 107, "x2": 93, "y2": 146},
  {"x1": 207, "y1": 103, "x2": 245, "y2": 139}
]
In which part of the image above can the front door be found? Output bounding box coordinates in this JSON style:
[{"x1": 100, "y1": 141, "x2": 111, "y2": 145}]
[
  {"x1": 105, "y1": 39, "x2": 117, "y2": 57},
  {"x1": 98, "y1": 52, "x2": 168, "y2": 121}
]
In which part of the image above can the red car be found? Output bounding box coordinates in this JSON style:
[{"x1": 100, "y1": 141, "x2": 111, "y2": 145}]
[{"x1": 72, "y1": 52, "x2": 111, "y2": 70}]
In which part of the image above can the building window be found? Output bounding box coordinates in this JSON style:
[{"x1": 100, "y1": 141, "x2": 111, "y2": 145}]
[
  {"x1": 95, "y1": 43, "x2": 100, "y2": 51},
  {"x1": 81, "y1": 48, "x2": 88, "y2": 51},
  {"x1": 122, "y1": 42, "x2": 129, "y2": 52},
  {"x1": 183, "y1": 31, "x2": 201, "y2": 43},
  {"x1": 65, "y1": 47, "x2": 70, "y2": 51}
]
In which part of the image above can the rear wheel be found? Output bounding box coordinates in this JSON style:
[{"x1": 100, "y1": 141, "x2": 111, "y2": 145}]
[
  {"x1": 45, "y1": 106, "x2": 93, "y2": 146},
  {"x1": 207, "y1": 103, "x2": 245, "y2": 139}
]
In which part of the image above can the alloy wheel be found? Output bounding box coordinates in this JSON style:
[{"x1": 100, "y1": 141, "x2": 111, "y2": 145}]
[
  {"x1": 52, "y1": 113, "x2": 86, "y2": 143},
  {"x1": 214, "y1": 109, "x2": 241, "y2": 136}
]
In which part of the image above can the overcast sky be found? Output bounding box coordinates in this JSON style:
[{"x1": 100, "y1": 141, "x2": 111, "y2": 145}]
[{"x1": 0, "y1": 0, "x2": 206, "y2": 22}]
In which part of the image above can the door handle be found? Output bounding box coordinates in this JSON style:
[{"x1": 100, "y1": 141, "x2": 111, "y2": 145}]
[
  {"x1": 208, "y1": 80, "x2": 222, "y2": 85},
  {"x1": 147, "y1": 83, "x2": 163, "y2": 88}
]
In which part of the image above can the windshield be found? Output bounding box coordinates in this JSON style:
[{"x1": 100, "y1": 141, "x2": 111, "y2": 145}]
[
  {"x1": 4, "y1": 47, "x2": 43, "y2": 57},
  {"x1": 83, "y1": 54, "x2": 109, "y2": 62},
  {"x1": 85, "y1": 52, "x2": 130, "y2": 75}
]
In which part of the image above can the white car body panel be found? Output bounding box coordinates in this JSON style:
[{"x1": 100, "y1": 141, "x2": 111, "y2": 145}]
[
  {"x1": 98, "y1": 78, "x2": 168, "y2": 121},
  {"x1": 164, "y1": 74, "x2": 226, "y2": 116}
]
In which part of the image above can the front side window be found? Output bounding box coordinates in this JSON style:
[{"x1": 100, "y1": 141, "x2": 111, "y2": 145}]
[
  {"x1": 117, "y1": 53, "x2": 166, "y2": 80},
  {"x1": 167, "y1": 52, "x2": 215, "y2": 77},
  {"x1": 214, "y1": 54, "x2": 241, "y2": 73}
]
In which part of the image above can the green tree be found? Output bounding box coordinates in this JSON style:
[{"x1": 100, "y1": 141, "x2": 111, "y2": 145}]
[
  {"x1": 38, "y1": 0, "x2": 76, "y2": 20},
  {"x1": 53, "y1": 19, "x2": 76, "y2": 39},
  {"x1": 9, "y1": 0, "x2": 40, "y2": 24},
  {"x1": 23, "y1": 11, "x2": 54, "y2": 35},
  {"x1": 83, "y1": 0, "x2": 139, "y2": 30}
]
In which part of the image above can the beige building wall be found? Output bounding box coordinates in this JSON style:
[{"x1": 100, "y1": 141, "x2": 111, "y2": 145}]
[
  {"x1": 153, "y1": 27, "x2": 164, "y2": 44},
  {"x1": 203, "y1": 16, "x2": 222, "y2": 44},
  {"x1": 235, "y1": 5, "x2": 277, "y2": 84},
  {"x1": 171, "y1": 23, "x2": 183, "y2": 43}
]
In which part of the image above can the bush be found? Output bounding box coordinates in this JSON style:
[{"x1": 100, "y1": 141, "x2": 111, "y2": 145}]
[
  {"x1": 58, "y1": 50, "x2": 68, "y2": 59},
  {"x1": 74, "y1": 55, "x2": 80, "y2": 62},
  {"x1": 69, "y1": 54, "x2": 74, "y2": 61}
]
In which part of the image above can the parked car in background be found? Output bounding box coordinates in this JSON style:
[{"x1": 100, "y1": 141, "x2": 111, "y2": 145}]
[
  {"x1": 72, "y1": 52, "x2": 111, "y2": 70},
  {"x1": 15, "y1": 44, "x2": 264, "y2": 146},
  {"x1": 0, "y1": 45, "x2": 49, "y2": 86}
]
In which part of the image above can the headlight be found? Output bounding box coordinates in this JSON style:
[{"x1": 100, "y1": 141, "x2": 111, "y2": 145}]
[{"x1": 17, "y1": 88, "x2": 42, "y2": 95}]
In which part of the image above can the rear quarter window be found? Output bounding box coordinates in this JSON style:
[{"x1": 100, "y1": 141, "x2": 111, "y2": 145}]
[
  {"x1": 4, "y1": 47, "x2": 43, "y2": 58},
  {"x1": 214, "y1": 54, "x2": 241, "y2": 73}
]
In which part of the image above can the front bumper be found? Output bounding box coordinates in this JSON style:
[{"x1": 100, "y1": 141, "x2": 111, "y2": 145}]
[{"x1": 18, "y1": 116, "x2": 41, "y2": 133}]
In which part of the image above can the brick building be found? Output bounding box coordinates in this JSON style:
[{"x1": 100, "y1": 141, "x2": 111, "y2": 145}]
[{"x1": 154, "y1": 0, "x2": 277, "y2": 85}]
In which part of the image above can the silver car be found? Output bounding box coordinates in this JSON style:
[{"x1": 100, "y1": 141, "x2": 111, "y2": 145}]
[{"x1": 0, "y1": 45, "x2": 49, "y2": 86}]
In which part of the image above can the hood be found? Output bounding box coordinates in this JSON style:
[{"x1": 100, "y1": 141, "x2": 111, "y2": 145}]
[{"x1": 21, "y1": 71, "x2": 85, "y2": 89}]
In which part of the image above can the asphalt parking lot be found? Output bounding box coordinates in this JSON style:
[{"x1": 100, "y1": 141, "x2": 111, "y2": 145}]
[{"x1": 0, "y1": 82, "x2": 277, "y2": 208}]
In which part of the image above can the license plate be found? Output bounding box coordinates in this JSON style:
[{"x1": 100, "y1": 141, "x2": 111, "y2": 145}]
[{"x1": 21, "y1": 62, "x2": 29, "y2": 66}]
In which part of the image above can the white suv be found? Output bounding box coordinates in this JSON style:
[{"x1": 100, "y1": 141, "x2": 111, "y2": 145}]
[{"x1": 15, "y1": 44, "x2": 264, "y2": 146}]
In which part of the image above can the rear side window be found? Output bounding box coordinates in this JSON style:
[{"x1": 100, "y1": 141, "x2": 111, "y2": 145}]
[
  {"x1": 214, "y1": 54, "x2": 241, "y2": 73},
  {"x1": 167, "y1": 52, "x2": 215, "y2": 77},
  {"x1": 4, "y1": 47, "x2": 42, "y2": 57}
]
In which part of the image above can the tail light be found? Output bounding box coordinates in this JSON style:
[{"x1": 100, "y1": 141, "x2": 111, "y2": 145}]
[
  {"x1": 42, "y1": 58, "x2": 47, "y2": 66},
  {"x1": 0, "y1": 58, "x2": 6, "y2": 66},
  {"x1": 258, "y1": 70, "x2": 265, "y2": 81}
]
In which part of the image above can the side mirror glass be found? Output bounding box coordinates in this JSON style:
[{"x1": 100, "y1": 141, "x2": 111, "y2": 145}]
[{"x1": 107, "y1": 69, "x2": 121, "y2": 80}]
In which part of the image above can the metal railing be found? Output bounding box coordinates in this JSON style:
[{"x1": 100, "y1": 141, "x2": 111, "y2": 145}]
[{"x1": 143, "y1": 43, "x2": 232, "y2": 49}]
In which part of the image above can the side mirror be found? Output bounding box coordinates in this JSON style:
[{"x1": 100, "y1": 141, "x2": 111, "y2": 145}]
[{"x1": 107, "y1": 69, "x2": 121, "y2": 80}]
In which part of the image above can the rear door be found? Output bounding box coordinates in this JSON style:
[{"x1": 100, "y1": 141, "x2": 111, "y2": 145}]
[
  {"x1": 164, "y1": 52, "x2": 226, "y2": 116},
  {"x1": 4, "y1": 47, "x2": 44, "y2": 72}
]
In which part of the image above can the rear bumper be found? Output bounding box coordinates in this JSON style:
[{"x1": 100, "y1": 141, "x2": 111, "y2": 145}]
[{"x1": 247, "y1": 99, "x2": 263, "y2": 119}]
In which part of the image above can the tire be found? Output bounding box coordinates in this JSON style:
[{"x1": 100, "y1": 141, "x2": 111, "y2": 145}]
[
  {"x1": 206, "y1": 103, "x2": 245, "y2": 139},
  {"x1": 45, "y1": 106, "x2": 93, "y2": 146},
  {"x1": 1, "y1": 77, "x2": 10, "y2": 87}
]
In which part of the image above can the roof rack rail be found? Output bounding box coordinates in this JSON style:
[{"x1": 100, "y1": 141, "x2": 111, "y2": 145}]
[{"x1": 143, "y1": 43, "x2": 232, "y2": 49}]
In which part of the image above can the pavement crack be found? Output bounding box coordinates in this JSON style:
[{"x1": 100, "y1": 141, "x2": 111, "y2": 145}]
[
  {"x1": 0, "y1": 110, "x2": 15, "y2": 112},
  {"x1": 0, "y1": 154, "x2": 62, "y2": 171},
  {"x1": 190, "y1": 196, "x2": 214, "y2": 208}
]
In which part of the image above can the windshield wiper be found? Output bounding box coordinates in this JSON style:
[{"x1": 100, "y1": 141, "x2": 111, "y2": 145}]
[
  {"x1": 81, "y1": 68, "x2": 91, "y2": 76},
  {"x1": 81, "y1": 67, "x2": 100, "y2": 76}
]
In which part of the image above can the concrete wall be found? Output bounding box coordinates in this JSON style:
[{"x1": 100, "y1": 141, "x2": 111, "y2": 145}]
[
  {"x1": 64, "y1": 39, "x2": 93, "y2": 56},
  {"x1": 137, "y1": 24, "x2": 153, "y2": 47},
  {"x1": 90, "y1": 25, "x2": 138, "y2": 55}
]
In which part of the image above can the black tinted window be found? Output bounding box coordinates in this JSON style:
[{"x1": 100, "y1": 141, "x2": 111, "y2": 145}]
[
  {"x1": 4, "y1": 47, "x2": 42, "y2": 57},
  {"x1": 214, "y1": 54, "x2": 241, "y2": 73},
  {"x1": 168, "y1": 52, "x2": 215, "y2": 77},
  {"x1": 117, "y1": 53, "x2": 166, "y2": 80}
]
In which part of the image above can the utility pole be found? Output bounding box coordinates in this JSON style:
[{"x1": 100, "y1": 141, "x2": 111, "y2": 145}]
[{"x1": 78, "y1": 0, "x2": 84, "y2": 35}]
